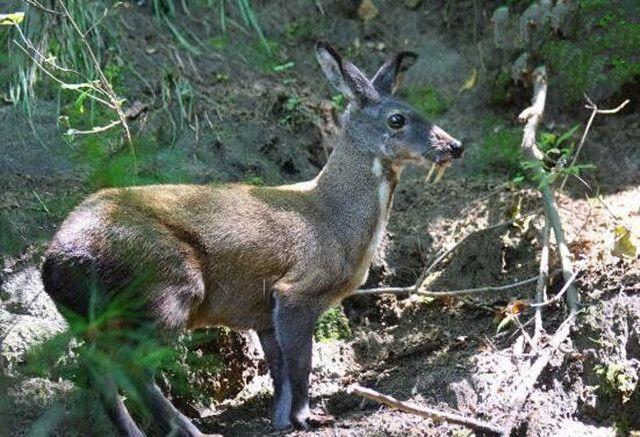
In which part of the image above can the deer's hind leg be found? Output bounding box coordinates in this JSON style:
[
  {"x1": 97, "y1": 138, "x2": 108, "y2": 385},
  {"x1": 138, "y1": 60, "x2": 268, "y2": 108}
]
[
  {"x1": 101, "y1": 230, "x2": 207, "y2": 435},
  {"x1": 91, "y1": 373, "x2": 144, "y2": 437},
  {"x1": 141, "y1": 373, "x2": 207, "y2": 437}
]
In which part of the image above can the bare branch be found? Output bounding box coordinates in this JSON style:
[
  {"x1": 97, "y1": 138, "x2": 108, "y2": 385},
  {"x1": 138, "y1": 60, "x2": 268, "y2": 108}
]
[
  {"x1": 56, "y1": 0, "x2": 133, "y2": 148},
  {"x1": 560, "y1": 97, "x2": 630, "y2": 190},
  {"x1": 356, "y1": 276, "x2": 538, "y2": 297},
  {"x1": 503, "y1": 67, "x2": 586, "y2": 434},
  {"x1": 530, "y1": 270, "x2": 578, "y2": 308},
  {"x1": 594, "y1": 98, "x2": 630, "y2": 114},
  {"x1": 533, "y1": 223, "x2": 550, "y2": 342},
  {"x1": 517, "y1": 66, "x2": 578, "y2": 313},
  {"x1": 349, "y1": 384, "x2": 504, "y2": 435},
  {"x1": 13, "y1": 24, "x2": 77, "y2": 74},
  {"x1": 12, "y1": 39, "x2": 115, "y2": 109},
  {"x1": 24, "y1": 0, "x2": 64, "y2": 15},
  {"x1": 65, "y1": 119, "x2": 122, "y2": 136}
]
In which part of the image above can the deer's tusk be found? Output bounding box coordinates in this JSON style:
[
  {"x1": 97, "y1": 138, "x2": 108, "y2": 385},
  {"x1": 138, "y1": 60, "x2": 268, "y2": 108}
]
[
  {"x1": 433, "y1": 165, "x2": 447, "y2": 183},
  {"x1": 425, "y1": 163, "x2": 437, "y2": 183}
]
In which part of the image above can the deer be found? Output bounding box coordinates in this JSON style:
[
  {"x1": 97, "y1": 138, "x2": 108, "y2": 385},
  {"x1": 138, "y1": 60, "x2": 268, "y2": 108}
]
[{"x1": 41, "y1": 42, "x2": 463, "y2": 436}]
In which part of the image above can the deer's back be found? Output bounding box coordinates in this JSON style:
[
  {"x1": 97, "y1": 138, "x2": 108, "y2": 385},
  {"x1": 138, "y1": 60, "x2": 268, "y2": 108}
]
[{"x1": 42, "y1": 183, "x2": 346, "y2": 331}]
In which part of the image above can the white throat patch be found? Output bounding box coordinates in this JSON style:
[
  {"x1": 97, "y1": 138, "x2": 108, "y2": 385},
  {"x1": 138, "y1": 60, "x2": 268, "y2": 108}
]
[
  {"x1": 372, "y1": 157, "x2": 383, "y2": 177},
  {"x1": 357, "y1": 158, "x2": 391, "y2": 286}
]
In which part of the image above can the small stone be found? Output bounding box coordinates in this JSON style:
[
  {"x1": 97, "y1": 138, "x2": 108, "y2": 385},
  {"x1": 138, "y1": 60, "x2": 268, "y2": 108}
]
[
  {"x1": 404, "y1": 0, "x2": 422, "y2": 10},
  {"x1": 357, "y1": 0, "x2": 378, "y2": 21}
]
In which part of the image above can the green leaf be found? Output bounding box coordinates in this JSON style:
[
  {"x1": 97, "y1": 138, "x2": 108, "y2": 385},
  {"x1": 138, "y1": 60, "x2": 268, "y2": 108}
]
[
  {"x1": 496, "y1": 314, "x2": 515, "y2": 334},
  {"x1": 272, "y1": 62, "x2": 294, "y2": 72},
  {"x1": 540, "y1": 132, "x2": 557, "y2": 146},
  {"x1": 556, "y1": 124, "x2": 580, "y2": 146},
  {"x1": 0, "y1": 12, "x2": 25, "y2": 26},
  {"x1": 612, "y1": 225, "x2": 638, "y2": 258}
]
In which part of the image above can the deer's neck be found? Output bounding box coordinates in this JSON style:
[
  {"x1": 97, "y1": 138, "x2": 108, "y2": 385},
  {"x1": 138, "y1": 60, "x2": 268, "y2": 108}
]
[{"x1": 313, "y1": 135, "x2": 399, "y2": 282}]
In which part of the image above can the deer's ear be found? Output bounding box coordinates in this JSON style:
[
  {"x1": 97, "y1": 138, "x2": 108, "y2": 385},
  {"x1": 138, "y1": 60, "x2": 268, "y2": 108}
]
[
  {"x1": 371, "y1": 51, "x2": 418, "y2": 95},
  {"x1": 316, "y1": 41, "x2": 379, "y2": 106}
]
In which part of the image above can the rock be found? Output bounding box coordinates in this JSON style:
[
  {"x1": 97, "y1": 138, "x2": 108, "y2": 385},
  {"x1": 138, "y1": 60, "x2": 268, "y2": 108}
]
[
  {"x1": 0, "y1": 266, "x2": 64, "y2": 322},
  {"x1": 0, "y1": 267, "x2": 67, "y2": 376},
  {"x1": 404, "y1": 0, "x2": 422, "y2": 10},
  {"x1": 357, "y1": 0, "x2": 378, "y2": 21},
  {"x1": 0, "y1": 310, "x2": 66, "y2": 375},
  {"x1": 492, "y1": 6, "x2": 511, "y2": 49}
]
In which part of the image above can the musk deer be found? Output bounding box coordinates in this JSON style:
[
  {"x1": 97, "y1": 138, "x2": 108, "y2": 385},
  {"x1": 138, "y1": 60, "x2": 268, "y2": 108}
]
[{"x1": 42, "y1": 42, "x2": 463, "y2": 436}]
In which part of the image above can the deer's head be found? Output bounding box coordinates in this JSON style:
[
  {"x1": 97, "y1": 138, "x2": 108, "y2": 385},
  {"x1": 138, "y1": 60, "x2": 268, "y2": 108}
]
[{"x1": 316, "y1": 42, "x2": 463, "y2": 169}]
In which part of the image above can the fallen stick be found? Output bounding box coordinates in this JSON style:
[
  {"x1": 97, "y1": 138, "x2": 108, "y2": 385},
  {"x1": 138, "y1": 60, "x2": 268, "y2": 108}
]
[
  {"x1": 533, "y1": 224, "x2": 550, "y2": 343},
  {"x1": 349, "y1": 384, "x2": 505, "y2": 435}
]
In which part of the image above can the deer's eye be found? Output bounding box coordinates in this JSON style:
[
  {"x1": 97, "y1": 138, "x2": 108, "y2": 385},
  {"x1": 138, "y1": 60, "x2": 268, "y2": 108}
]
[{"x1": 387, "y1": 114, "x2": 406, "y2": 129}]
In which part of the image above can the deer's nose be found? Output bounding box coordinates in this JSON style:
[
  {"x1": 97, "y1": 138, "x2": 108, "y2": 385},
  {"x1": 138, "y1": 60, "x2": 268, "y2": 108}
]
[{"x1": 449, "y1": 140, "x2": 464, "y2": 158}]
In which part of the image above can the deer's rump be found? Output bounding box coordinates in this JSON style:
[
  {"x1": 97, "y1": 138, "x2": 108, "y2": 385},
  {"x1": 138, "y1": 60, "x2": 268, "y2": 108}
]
[{"x1": 41, "y1": 193, "x2": 207, "y2": 331}]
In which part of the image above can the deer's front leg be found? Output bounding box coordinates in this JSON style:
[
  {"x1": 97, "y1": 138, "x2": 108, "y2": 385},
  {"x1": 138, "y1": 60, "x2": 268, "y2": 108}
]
[
  {"x1": 273, "y1": 295, "x2": 319, "y2": 429},
  {"x1": 257, "y1": 327, "x2": 292, "y2": 429}
]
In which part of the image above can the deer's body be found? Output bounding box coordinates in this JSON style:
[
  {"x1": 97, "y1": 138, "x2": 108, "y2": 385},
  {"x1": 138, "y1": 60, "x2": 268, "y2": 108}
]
[
  {"x1": 48, "y1": 140, "x2": 394, "y2": 332},
  {"x1": 42, "y1": 43, "x2": 462, "y2": 436}
]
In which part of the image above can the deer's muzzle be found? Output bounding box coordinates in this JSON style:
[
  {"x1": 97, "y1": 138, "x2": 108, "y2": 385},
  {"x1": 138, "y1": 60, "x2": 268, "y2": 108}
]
[{"x1": 430, "y1": 125, "x2": 464, "y2": 165}]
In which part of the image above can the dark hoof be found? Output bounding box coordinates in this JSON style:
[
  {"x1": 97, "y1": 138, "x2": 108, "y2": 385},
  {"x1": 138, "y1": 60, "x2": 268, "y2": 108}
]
[{"x1": 272, "y1": 418, "x2": 293, "y2": 430}]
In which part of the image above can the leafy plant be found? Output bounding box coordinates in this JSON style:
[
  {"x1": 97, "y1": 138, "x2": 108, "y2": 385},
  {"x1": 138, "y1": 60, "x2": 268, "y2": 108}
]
[
  {"x1": 594, "y1": 363, "x2": 637, "y2": 403},
  {"x1": 25, "y1": 282, "x2": 175, "y2": 419},
  {"x1": 522, "y1": 124, "x2": 595, "y2": 188},
  {"x1": 315, "y1": 307, "x2": 352, "y2": 342},
  {"x1": 331, "y1": 94, "x2": 346, "y2": 111}
]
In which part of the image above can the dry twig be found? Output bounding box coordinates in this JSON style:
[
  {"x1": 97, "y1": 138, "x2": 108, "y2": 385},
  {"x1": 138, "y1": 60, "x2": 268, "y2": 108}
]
[
  {"x1": 530, "y1": 270, "x2": 578, "y2": 309},
  {"x1": 356, "y1": 276, "x2": 538, "y2": 297},
  {"x1": 533, "y1": 224, "x2": 550, "y2": 342},
  {"x1": 503, "y1": 312, "x2": 577, "y2": 434},
  {"x1": 503, "y1": 66, "x2": 586, "y2": 434},
  {"x1": 55, "y1": 0, "x2": 133, "y2": 148},
  {"x1": 559, "y1": 97, "x2": 630, "y2": 191},
  {"x1": 356, "y1": 215, "x2": 535, "y2": 297},
  {"x1": 13, "y1": 2, "x2": 133, "y2": 149},
  {"x1": 349, "y1": 384, "x2": 504, "y2": 435}
]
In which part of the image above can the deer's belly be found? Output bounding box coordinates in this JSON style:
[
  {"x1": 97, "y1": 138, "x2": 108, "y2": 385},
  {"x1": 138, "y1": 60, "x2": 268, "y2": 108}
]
[{"x1": 187, "y1": 280, "x2": 274, "y2": 331}]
